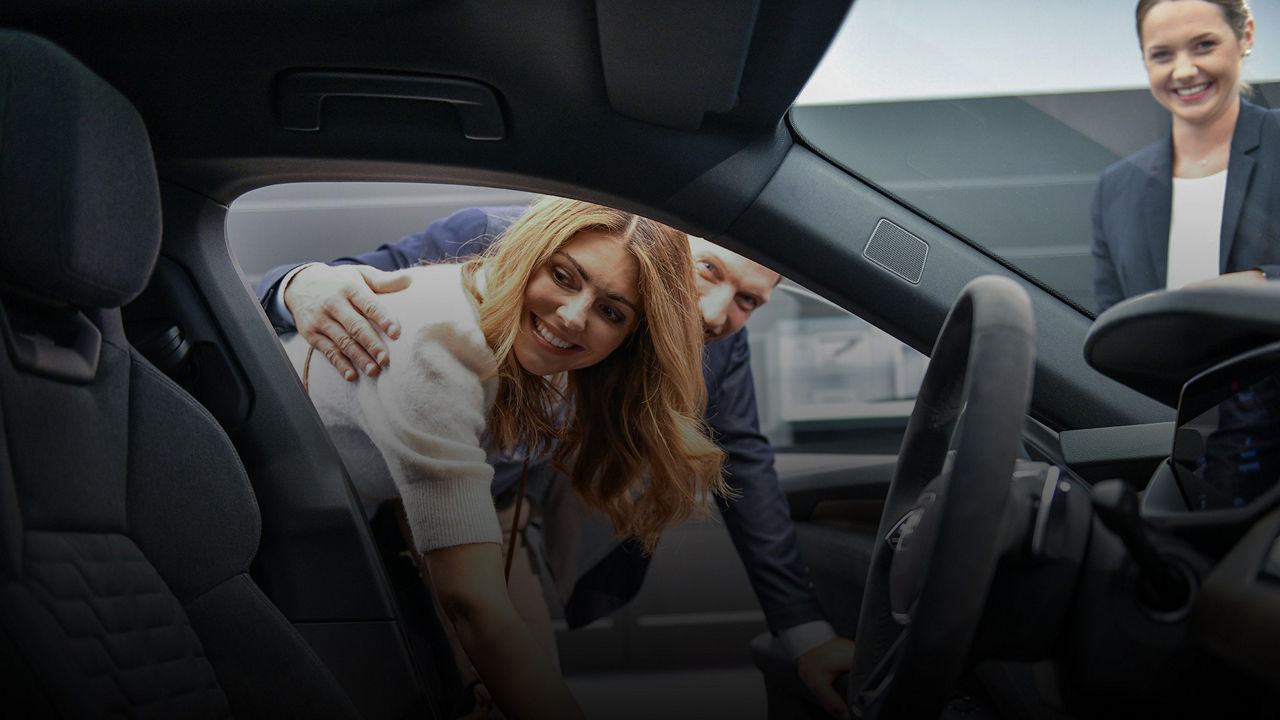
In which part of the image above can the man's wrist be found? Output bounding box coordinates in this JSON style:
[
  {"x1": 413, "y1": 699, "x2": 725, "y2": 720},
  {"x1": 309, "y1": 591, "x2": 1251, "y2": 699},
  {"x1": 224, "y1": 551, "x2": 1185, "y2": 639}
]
[
  {"x1": 777, "y1": 620, "x2": 838, "y2": 660},
  {"x1": 266, "y1": 262, "x2": 316, "y2": 331}
]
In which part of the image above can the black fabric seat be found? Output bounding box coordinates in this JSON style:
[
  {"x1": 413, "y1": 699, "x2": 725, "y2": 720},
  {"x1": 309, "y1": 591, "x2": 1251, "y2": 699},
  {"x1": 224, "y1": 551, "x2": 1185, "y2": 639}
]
[{"x1": 0, "y1": 29, "x2": 360, "y2": 718}]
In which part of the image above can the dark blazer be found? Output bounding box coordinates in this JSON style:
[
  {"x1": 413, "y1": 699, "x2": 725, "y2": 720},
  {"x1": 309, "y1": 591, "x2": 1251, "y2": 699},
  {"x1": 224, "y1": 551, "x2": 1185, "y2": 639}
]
[{"x1": 1091, "y1": 99, "x2": 1280, "y2": 314}]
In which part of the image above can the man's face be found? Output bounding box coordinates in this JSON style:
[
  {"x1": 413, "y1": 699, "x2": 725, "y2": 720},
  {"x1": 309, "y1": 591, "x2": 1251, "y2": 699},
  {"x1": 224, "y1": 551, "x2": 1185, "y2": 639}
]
[{"x1": 688, "y1": 236, "x2": 780, "y2": 342}]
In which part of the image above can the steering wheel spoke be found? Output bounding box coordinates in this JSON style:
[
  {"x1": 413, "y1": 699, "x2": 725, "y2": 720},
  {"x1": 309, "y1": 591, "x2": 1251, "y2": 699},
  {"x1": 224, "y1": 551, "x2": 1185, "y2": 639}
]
[{"x1": 849, "y1": 626, "x2": 905, "y2": 717}]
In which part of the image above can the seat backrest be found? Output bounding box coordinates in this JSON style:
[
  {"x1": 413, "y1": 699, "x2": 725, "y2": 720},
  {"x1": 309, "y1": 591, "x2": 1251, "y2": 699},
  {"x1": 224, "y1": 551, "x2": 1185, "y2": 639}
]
[{"x1": 0, "y1": 30, "x2": 359, "y2": 718}]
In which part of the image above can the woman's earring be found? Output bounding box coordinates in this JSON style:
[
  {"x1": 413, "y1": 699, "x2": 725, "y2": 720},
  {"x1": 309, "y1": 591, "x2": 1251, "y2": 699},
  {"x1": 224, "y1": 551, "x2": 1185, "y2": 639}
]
[{"x1": 1245, "y1": 47, "x2": 1253, "y2": 56}]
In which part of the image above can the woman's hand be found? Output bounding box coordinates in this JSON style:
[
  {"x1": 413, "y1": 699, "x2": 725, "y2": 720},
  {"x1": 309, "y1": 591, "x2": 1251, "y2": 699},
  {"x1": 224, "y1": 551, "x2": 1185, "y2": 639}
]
[{"x1": 427, "y1": 542, "x2": 584, "y2": 720}]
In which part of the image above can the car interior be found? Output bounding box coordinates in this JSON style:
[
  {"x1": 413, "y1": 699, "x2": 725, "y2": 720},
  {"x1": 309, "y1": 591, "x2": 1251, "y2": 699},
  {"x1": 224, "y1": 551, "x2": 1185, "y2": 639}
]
[{"x1": 2, "y1": 1, "x2": 1279, "y2": 719}]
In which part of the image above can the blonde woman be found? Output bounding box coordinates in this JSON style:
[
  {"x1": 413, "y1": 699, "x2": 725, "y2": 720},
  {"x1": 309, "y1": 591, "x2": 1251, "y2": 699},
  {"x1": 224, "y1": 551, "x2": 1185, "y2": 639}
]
[{"x1": 281, "y1": 197, "x2": 725, "y2": 720}]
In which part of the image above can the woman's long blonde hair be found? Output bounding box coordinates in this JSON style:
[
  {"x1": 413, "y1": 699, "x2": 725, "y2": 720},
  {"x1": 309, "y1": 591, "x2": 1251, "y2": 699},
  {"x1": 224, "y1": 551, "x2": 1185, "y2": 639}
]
[{"x1": 460, "y1": 196, "x2": 727, "y2": 553}]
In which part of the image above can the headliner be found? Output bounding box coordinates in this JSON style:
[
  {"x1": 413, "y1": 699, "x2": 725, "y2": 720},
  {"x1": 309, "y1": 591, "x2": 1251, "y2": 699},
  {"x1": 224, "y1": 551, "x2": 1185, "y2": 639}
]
[{"x1": 2, "y1": 0, "x2": 852, "y2": 231}]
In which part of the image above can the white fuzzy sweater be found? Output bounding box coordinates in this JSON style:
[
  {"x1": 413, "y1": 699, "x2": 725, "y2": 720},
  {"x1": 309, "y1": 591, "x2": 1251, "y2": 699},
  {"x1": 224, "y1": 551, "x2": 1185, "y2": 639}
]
[{"x1": 283, "y1": 263, "x2": 503, "y2": 553}]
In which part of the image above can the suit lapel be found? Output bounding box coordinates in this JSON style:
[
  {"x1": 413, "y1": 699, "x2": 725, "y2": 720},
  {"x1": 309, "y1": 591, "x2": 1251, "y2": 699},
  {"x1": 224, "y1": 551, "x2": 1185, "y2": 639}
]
[
  {"x1": 1146, "y1": 138, "x2": 1173, "y2": 288},
  {"x1": 1221, "y1": 100, "x2": 1263, "y2": 271}
]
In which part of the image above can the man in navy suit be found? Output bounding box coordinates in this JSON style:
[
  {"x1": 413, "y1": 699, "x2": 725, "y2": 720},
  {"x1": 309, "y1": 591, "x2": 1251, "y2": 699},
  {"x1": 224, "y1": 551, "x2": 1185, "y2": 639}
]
[{"x1": 256, "y1": 205, "x2": 856, "y2": 719}]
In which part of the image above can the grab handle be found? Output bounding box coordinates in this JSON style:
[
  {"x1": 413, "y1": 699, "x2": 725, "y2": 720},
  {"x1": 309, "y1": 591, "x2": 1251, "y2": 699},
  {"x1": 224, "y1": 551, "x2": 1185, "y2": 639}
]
[{"x1": 276, "y1": 71, "x2": 505, "y2": 140}]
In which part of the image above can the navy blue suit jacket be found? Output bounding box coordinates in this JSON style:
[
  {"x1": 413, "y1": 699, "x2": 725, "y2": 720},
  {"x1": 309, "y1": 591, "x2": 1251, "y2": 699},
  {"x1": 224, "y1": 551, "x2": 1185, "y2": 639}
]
[
  {"x1": 1091, "y1": 99, "x2": 1280, "y2": 314},
  {"x1": 256, "y1": 206, "x2": 825, "y2": 631}
]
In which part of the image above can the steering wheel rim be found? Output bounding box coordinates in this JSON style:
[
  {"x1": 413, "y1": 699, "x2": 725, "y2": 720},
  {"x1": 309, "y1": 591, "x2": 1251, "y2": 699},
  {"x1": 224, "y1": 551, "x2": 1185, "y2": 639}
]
[{"x1": 849, "y1": 275, "x2": 1035, "y2": 719}]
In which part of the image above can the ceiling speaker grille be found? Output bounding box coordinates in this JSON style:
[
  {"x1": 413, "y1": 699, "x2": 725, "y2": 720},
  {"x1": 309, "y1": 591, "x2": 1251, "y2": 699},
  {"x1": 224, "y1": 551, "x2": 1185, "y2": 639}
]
[{"x1": 863, "y1": 219, "x2": 928, "y2": 284}]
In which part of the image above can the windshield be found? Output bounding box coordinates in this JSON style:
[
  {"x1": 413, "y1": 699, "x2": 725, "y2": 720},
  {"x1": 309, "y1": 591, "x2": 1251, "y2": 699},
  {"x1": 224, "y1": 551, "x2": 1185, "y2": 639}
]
[{"x1": 792, "y1": 0, "x2": 1280, "y2": 314}]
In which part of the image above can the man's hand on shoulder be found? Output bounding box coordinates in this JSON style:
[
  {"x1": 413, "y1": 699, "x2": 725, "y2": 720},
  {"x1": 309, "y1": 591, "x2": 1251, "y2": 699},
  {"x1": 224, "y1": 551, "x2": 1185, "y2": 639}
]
[
  {"x1": 796, "y1": 636, "x2": 855, "y2": 720},
  {"x1": 284, "y1": 263, "x2": 411, "y2": 380}
]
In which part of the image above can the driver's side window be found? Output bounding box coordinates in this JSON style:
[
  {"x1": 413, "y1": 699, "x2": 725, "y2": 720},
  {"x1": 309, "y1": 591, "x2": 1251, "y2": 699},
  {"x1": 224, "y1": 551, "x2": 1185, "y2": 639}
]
[{"x1": 224, "y1": 180, "x2": 922, "y2": 678}]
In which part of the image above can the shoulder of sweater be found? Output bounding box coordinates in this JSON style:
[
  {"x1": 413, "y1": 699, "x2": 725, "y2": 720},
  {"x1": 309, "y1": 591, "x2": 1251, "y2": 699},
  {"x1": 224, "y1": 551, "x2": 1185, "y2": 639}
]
[
  {"x1": 386, "y1": 263, "x2": 468, "y2": 307},
  {"x1": 375, "y1": 264, "x2": 496, "y2": 390},
  {"x1": 378, "y1": 264, "x2": 483, "y2": 335}
]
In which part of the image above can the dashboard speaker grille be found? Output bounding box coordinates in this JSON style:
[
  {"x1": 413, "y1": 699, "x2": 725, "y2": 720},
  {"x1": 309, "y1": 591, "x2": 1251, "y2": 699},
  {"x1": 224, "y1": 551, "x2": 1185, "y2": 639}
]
[{"x1": 863, "y1": 219, "x2": 928, "y2": 284}]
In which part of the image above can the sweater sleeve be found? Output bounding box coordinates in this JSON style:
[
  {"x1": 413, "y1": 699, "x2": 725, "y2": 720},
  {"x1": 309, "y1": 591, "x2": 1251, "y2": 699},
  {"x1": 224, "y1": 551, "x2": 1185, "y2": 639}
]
[{"x1": 353, "y1": 310, "x2": 503, "y2": 554}]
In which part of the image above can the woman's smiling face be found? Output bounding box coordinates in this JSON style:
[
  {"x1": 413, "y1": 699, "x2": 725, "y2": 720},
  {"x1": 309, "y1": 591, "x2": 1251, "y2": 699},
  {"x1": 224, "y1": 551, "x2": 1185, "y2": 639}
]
[
  {"x1": 513, "y1": 229, "x2": 641, "y2": 376},
  {"x1": 1141, "y1": 0, "x2": 1253, "y2": 129}
]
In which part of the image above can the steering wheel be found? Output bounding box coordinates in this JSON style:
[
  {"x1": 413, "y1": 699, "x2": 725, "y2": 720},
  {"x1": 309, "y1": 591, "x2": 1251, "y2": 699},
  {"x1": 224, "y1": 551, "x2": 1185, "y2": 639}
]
[{"x1": 848, "y1": 276, "x2": 1035, "y2": 719}]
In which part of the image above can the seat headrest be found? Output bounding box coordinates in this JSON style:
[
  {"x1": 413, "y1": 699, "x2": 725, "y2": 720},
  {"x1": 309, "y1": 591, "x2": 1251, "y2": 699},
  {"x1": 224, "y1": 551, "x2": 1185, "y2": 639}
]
[{"x1": 0, "y1": 30, "x2": 161, "y2": 308}]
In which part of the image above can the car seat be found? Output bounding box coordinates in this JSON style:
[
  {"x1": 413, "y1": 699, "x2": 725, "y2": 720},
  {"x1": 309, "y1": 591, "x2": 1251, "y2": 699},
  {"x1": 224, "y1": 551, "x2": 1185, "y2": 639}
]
[{"x1": 0, "y1": 29, "x2": 361, "y2": 718}]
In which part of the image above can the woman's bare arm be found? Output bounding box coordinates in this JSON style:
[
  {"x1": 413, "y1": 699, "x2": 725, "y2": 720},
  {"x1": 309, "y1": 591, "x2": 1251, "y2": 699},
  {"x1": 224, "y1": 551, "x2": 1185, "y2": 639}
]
[{"x1": 426, "y1": 542, "x2": 584, "y2": 720}]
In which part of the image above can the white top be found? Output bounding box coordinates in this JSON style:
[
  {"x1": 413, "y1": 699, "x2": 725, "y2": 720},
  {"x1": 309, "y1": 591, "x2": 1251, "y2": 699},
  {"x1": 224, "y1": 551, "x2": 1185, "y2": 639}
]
[
  {"x1": 283, "y1": 263, "x2": 504, "y2": 553},
  {"x1": 1166, "y1": 170, "x2": 1228, "y2": 290}
]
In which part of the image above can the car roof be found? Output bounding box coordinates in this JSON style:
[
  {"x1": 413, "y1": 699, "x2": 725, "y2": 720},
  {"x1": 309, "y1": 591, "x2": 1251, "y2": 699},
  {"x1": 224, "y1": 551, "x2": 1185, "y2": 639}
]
[
  {"x1": 1, "y1": 0, "x2": 1173, "y2": 431},
  {"x1": 5, "y1": 2, "x2": 843, "y2": 214}
]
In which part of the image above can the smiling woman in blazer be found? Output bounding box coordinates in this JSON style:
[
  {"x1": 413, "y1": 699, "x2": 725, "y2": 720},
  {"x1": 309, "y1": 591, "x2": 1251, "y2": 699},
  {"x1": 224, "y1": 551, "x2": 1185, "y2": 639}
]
[{"x1": 1092, "y1": 0, "x2": 1280, "y2": 314}]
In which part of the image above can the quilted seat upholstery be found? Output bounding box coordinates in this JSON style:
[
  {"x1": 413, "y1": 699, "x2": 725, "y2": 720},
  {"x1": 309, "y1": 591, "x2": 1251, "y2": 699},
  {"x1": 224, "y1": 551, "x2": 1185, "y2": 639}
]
[
  {"x1": 17, "y1": 532, "x2": 229, "y2": 717},
  {"x1": 0, "y1": 30, "x2": 360, "y2": 719}
]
